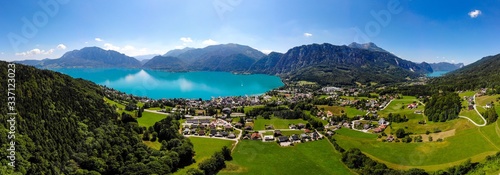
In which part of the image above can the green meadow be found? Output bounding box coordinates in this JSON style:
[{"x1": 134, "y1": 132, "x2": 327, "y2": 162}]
[
  {"x1": 137, "y1": 111, "x2": 168, "y2": 127},
  {"x1": 334, "y1": 123, "x2": 500, "y2": 172},
  {"x1": 175, "y1": 137, "x2": 236, "y2": 175},
  {"x1": 253, "y1": 117, "x2": 308, "y2": 130},
  {"x1": 317, "y1": 105, "x2": 366, "y2": 117},
  {"x1": 219, "y1": 139, "x2": 354, "y2": 175}
]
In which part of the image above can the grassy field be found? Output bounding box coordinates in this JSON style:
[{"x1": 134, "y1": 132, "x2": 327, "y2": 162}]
[
  {"x1": 104, "y1": 97, "x2": 135, "y2": 115},
  {"x1": 219, "y1": 139, "x2": 354, "y2": 175},
  {"x1": 137, "y1": 111, "x2": 168, "y2": 127},
  {"x1": 253, "y1": 117, "x2": 308, "y2": 130},
  {"x1": 316, "y1": 105, "x2": 366, "y2": 117},
  {"x1": 458, "y1": 91, "x2": 486, "y2": 125},
  {"x1": 334, "y1": 121, "x2": 500, "y2": 172},
  {"x1": 175, "y1": 137, "x2": 236, "y2": 175},
  {"x1": 244, "y1": 105, "x2": 265, "y2": 113}
]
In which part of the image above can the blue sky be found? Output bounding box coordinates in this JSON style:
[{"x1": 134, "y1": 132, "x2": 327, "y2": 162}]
[{"x1": 1, "y1": 0, "x2": 499, "y2": 64}]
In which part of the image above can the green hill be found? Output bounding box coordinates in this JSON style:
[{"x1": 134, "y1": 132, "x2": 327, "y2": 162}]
[{"x1": 0, "y1": 62, "x2": 192, "y2": 174}]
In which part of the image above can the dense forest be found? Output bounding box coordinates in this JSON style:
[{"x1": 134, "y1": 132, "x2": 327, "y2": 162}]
[
  {"x1": 424, "y1": 92, "x2": 462, "y2": 122},
  {"x1": 0, "y1": 62, "x2": 193, "y2": 174}
]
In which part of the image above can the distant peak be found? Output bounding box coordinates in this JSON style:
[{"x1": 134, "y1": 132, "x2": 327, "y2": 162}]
[{"x1": 348, "y1": 42, "x2": 388, "y2": 53}]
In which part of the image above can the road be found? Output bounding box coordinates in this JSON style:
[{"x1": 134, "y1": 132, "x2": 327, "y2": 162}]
[
  {"x1": 459, "y1": 94, "x2": 487, "y2": 127},
  {"x1": 144, "y1": 109, "x2": 169, "y2": 115}
]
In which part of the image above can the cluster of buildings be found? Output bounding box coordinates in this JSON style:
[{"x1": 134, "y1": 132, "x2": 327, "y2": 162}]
[
  {"x1": 181, "y1": 119, "x2": 237, "y2": 139},
  {"x1": 243, "y1": 129, "x2": 322, "y2": 146}
]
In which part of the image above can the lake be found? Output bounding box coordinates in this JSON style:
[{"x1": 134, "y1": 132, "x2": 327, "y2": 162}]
[
  {"x1": 52, "y1": 68, "x2": 284, "y2": 100},
  {"x1": 427, "y1": 71, "x2": 449, "y2": 77}
]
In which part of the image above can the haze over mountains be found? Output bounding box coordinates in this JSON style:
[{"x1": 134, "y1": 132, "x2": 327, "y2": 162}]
[{"x1": 15, "y1": 42, "x2": 467, "y2": 86}]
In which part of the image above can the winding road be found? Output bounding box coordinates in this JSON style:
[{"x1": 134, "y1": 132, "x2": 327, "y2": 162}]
[{"x1": 459, "y1": 94, "x2": 487, "y2": 127}]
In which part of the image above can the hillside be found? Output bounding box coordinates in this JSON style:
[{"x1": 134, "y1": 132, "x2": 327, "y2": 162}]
[
  {"x1": 142, "y1": 55, "x2": 187, "y2": 70},
  {"x1": 16, "y1": 47, "x2": 141, "y2": 68},
  {"x1": 348, "y1": 42, "x2": 389, "y2": 53},
  {"x1": 431, "y1": 53, "x2": 500, "y2": 90},
  {"x1": 253, "y1": 43, "x2": 432, "y2": 86},
  {"x1": 0, "y1": 62, "x2": 193, "y2": 174}
]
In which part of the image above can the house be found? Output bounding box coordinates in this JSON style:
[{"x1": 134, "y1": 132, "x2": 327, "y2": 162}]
[
  {"x1": 373, "y1": 128, "x2": 382, "y2": 133},
  {"x1": 210, "y1": 129, "x2": 217, "y2": 136},
  {"x1": 183, "y1": 128, "x2": 190, "y2": 135},
  {"x1": 263, "y1": 135, "x2": 275, "y2": 142},
  {"x1": 290, "y1": 134, "x2": 300, "y2": 142},
  {"x1": 244, "y1": 126, "x2": 253, "y2": 130},
  {"x1": 278, "y1": 136, "x2": 289, "y2": 143},
  {"x1": 190, "y1": 129, "x2": 197, "y2": 135},
  {"x1": 198, "y1": 130, "x2": 206, "y2": 136},
  {"x1": 325, "y1": 131, "x2": 334, "y2": 136},
  {"x1": 289, "y1": 124, "x2": 297, "y2": 129},
  {"x1": 486, "y1": 103, "x2": 493, "y2": 108},
  {"x1": 387, "y1": 135, "x2": 395, "y2": 142},
  {"x1": 378, "y1": 118, "x2": 386, "y2": 125},
  {"x1": 301, "y1": 133, "x2": 310, "y2": 141},
  {"x1": 468, "y1": 104, "x2": 474, "y2": 110},
  {"x1": 363, "y1": 124, "x2": 370, "y2": 130},
  {"x1": 297, "y1": 123, "x2": 306, "y2": 129},
  {"x1": 311, "y1": 132, "x2": 320, "y2": 140},
  {"x1": 224, "y1": 125, "x2": 233, "y2": 131},
  {"x1": 215, "y1": 132, "x2": 223, "y2": 137},
  {"x1": 246, "y1": 118, "x2": 254, "y2": 122},
  {"x1": 227, "y1": 133, "x2": 236, "y2": 139},
  {"x1": 265, "y1": 125, "x2": 274, "y2": 130},
  {"x1": 221, "y1": 131, "x2": 229, "y2": 137},
  {"x1": 234, "y1": 123, "x2": 243, "y2": 129},
  {"x1": 274, "y1": 130, "x2": 282, "y2": 137},
  {"x1": 251, "y1": 132, "x2": 261, "y2": 140}
]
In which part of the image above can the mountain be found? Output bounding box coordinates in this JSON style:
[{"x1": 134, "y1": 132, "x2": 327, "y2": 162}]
[
  {"x1": 163, "y1": 47, "x2": 195, "y2": 57},
  {"x1": 0, "y1": 61, "x2": 193, "y2": 174},
  {"x1": 251, "y1": 43, "x2": 431, "y2": 86},
  {"x1": 16, "y1": 47, "x2": 141, "y2": 68},
  {"x1": 140, "y1": 59, "x2": 150, "y2": 65},
  {"x1": 142, "y1": 55, "x2": 186, "y2": 70},
  {"x1": 431, "y1": 53, "x2": 500, "y2": 90},
  {"x1": 134, "y1": 54, "x2": 159, "y2": 61},
  {"x1": 348, "y1": 42, "x2": 389, "y2": 53},
  {"x1": 144, "y1": 43, "x2": 266, "y2": 72},
  {"x1": 429, "y1": 62, "x2": 464, "y2": 72}
]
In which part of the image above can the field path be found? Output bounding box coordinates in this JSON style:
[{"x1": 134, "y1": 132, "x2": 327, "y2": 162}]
[
  {"x1": 477, "y1": 128, "x2": 500, "y2": 150},
  {"x1": 459, "y1": 94, "x2": 487, "y2": 127},
  {"x1": 144, "y1": 109, "x2": 169, "y2": 115}
]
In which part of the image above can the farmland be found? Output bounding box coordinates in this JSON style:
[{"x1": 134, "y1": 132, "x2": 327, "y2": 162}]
[
  {"x1": 252, "y1": 117, "x2": 308, "y2": 130},
  {"x1": 219, "y1": 139, "x2": 353, "y2": 175},
  {"x1": 137, "y1": 111, "x2": 168, "y2": 127},
  {"x1": 334, "y1": 121, "x2": 500, "y2": 172},
  {"x1": 175, "y1": 137, "x2": 236, "y2": 175}
]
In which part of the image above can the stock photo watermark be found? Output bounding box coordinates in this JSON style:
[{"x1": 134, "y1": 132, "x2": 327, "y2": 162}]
[
  {"x1": 6, "y1": 63, "x2": 17, "y2": 168},
  {"x1": 7, "y1": 0, "x2": 70, "y2": 52},
  {"x1": 353, "y1": 0, "x2": 405, "y2": 43},
  {"x1": 213, "y1": 0, "x2": 243, "y2": 20}
]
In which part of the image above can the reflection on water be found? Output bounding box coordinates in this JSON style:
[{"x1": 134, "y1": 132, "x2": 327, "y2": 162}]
[{"x1": 52, "y1": 68, "x2": 284, "y2": 100}]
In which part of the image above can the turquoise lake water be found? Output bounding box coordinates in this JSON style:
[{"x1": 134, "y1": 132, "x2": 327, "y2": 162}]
[
  {"x1": 427, "y1": 71, "x2": 449, "y2": 77},
  {"x1": 52, "y1": 68, "x2": 284, "y2": 100}
]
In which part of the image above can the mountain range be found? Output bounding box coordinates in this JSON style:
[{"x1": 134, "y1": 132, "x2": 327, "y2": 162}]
[
  {"x1": 428, "y1": 62, "x2": 464, "y2": 72},
  {"x1": 16, "y1": 42, "x2": 444, "y2": 86},
  {"x1": 431, "y1": 53, "x2": 500, "y2": 90}
]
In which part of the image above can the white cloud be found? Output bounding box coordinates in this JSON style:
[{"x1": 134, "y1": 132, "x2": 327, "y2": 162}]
[
  {"x1": 468, "y1": 10, "x2": 482, "y2": 18},
  {"x1": 56, "y1": 44, "x2": 67, "y2": 50},
  {"x1": 180, "y1": 37, "x2": 193, "y2": 43},
  {"x1": 304, "y1": 33, "x2": 313, "y2": 37},
  {"x1": 103, "y1": 43, "x2": 120, "y2": 51},
  {"x1": 15, "y1": 48, "x2": 54, "y2": 56},
  {"x1": 202, "y1": 39, "x2": 218, "y2": 45},
  {"x1": 95, "y1": 38, "x2": 103, "y2": 42}
]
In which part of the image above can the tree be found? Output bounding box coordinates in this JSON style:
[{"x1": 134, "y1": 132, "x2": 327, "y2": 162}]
[
  {"x1": 186, "y1": 168, "x2": 204, "y2": 175},
  {"x1": 396, "y1": 128, "x2": 406, "y2": 138},
  {"x1": 142, "y1": 131, "x2": 150, "y2": 141},
  {"x1": 221, "y1": 146, "x2": 232, "y2": 161}
]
